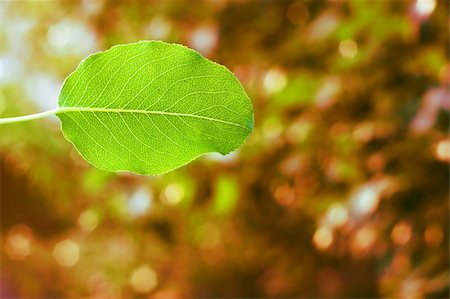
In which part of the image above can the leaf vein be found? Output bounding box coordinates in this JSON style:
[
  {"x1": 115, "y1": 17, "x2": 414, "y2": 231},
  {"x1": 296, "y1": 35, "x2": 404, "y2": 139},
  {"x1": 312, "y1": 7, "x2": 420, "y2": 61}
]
[
  {"x1": 57, "y1": 107, "x2": 250, "y2": 131},
  {"x1": 65, "y1": 113, "x2": 125, "y2": 167},
  {"x1": 93, "y1": 112, "x2": 152, "y2": 166},
  {"x1": 88, "y1": 48, "x2": 153, "y2": 107}
]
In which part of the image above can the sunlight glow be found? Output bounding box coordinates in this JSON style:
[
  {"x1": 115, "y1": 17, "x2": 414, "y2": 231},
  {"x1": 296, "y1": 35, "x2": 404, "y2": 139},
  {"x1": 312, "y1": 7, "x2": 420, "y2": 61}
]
[
  {"x1": 24, "y1": 73, "x2": 61, "y2": 112},
  {"x1": 415, "y1": 0, "x2": 436, "y2": 18},
  {"x1": 350, "y1": 185, "x2": 379, "y2": 217},
  {"x1": 435, "y1": 139, "x2": 450, "y2": 162},
  {"x1": 0, "y1": 58, "x2": 3, "y2": 80},
  {"x1": 47, "y1": 20, "x2": 97, "y2": 55},
  {"x1": 0, "y1": 55, "x2": 23, "y2": 84},
  {"x1": 127, "y1": 187, "x2": 152, "y2": 217}
]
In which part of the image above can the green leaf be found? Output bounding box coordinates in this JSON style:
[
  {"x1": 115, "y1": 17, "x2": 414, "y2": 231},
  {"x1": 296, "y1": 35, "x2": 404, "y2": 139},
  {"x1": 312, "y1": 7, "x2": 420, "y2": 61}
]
[{"x1": 56, "y1": 41, "x2": 253, "y2": 175}]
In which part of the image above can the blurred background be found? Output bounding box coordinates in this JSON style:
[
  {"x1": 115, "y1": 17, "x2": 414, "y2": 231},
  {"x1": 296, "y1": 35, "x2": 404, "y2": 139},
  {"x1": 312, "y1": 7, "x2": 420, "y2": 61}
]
[{"x1": 0, "y1": 0, "x2": 448, "y2": 298}]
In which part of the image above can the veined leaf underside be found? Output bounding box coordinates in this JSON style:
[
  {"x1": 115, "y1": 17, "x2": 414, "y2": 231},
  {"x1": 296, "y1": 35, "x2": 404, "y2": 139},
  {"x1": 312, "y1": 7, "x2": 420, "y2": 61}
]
[{"x1": 57, "y1": 41, "x2": 253, "y2": 175}]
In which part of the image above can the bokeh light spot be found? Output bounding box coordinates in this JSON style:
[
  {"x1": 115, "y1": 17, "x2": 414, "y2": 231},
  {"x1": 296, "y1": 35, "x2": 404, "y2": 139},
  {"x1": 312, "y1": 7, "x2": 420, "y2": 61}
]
[
  {"x1": 339, "y1": 39, "x2": 358, "y2": 59},
  {"x1": 263, "y1": 68, "x2": 287, "y2": 94},
  {"x1": 24, "y1": 73, "x2": 61, "y2": 112},
  {"x1": 162, "y1": 183, "x2": 185, "y2": 205},
  {"x1": 313, "y1": 226, "x2": 333, "y2": 250},
  {"x1": 391, "y1": 222, "x2": 412, "y2": 246},
  {"x1": 351, "y1": 226, "x2": 376, "y2": 255},
  {"x1": 262, "y1": 117, "x2": 283, "y2": 141},
  {"x1": 53, "y1": 239, "x2": 80, "y2": 267},
  {"x1": 4, "y1": 225, "x2": 33, "y2": 261},
  {"x1": 315, "y1": 76, "x2": 341, "y2": 109},
  {"x1": 4, "y1": 232, "x2": 32, "y2": 261},
  {"x1": 130, "y1": 265, "x2": 158, "y2": 294},
  {"x1": 127, "y1": 187, "x2": 152, "y2": 217},
  {"x1": 78, "y1": 210, "x2": 100, "y2": 231},
  {"x1": 189, "y1": 25, "x2": 218, "y2": 56},
  {"x1": 146, "y1": 17, "x2": 172, "y2": 40},
  {"x1": 47, "y1": 20, "x2": 97, "y2": 55},
  {"x1": 326, "y1": 203, "x2": 348, "y2": 227},
  {"x1": 0, "y1": 57, "x2": 4, "y2": 81},
  {"x1": 434, "y1": 139, "x2": 450, "y2": 162},
  {"x1": 306, "y1": 12, "x2": 339, "y2": 41},
  {"x1": 286, "y1": 119, "x2": 312, "y2": 144},
  {"x1": 415, "y1": 0, "x2": 436, "y2": 18},
  {"x1": 350, "y1": 184, "x2": 380, "y2": 217},
  {"x1": 274, "y1": 183, "x2": 295, "y2": 206}
]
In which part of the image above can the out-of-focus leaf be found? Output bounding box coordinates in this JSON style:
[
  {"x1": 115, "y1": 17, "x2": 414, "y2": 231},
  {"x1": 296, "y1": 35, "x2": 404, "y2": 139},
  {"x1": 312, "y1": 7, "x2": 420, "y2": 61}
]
[
  {"x1": 272, "y1": 74, "x2": 319, "y2": 108},
  {"x1": 212, "y1": 175, "x2": 238, "y2": 215}
]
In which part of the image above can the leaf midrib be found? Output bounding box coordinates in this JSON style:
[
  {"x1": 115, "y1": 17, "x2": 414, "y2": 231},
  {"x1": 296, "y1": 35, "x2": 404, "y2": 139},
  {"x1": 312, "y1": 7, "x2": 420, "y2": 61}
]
[{"x1": 56, "y1": 106, "x2": 250, "y2": 130}]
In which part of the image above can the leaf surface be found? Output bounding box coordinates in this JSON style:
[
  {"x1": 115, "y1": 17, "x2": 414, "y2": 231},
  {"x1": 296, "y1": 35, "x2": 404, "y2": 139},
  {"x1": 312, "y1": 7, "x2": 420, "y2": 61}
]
[{"x1": 57, "y1": 41, "x2": 253, "y2": 175}]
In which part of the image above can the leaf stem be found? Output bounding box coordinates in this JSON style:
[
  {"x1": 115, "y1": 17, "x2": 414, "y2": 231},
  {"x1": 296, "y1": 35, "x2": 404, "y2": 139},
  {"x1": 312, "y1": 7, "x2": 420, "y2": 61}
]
[{"x1": 0, "y1": 109, "x2": 59, "y2": 125}]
